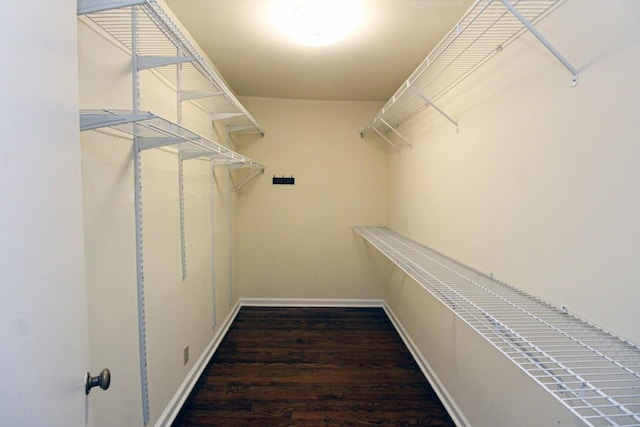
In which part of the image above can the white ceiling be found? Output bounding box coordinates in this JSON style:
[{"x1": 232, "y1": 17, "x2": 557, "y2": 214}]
[{"x1": 164, "y1": 0, "x2": 474, "y2": 101}]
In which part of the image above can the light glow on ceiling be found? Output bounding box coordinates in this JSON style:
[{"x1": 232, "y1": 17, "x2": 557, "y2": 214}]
[{"x1": 270, "y1": 0, "x2": 363, "y2": 47}]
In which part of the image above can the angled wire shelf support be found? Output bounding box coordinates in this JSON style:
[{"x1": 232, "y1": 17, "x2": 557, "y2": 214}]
[
  {"x1": 80, "y1": 109, "x2": 265, "y2": 169},
  {"x1": 361, "y1": 0, "x2": 577, "y2": 146},
  {"x1": 77, "y1": 0, "x2": 265, "y2": 136},
  {"x1": 354, "y1": 226, "x2": 640, "y2": 427}
]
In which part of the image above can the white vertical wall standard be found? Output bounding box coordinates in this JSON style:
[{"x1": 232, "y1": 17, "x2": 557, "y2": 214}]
[
  {"x1": 209, "y1": 162, "x2": 217, "y2": 328},
  {"x1": 211, "y1": 163, "x2": 233, "y2": 327},
  {"x1": 0, "y1": 1, "x2": 91, "y2": 426},
  {"x1": 226, "y1": 128, "x2": 234, "y2": 307},
  {"x1": 209, "y1": 108, "x2": 218, "y2": 328}
]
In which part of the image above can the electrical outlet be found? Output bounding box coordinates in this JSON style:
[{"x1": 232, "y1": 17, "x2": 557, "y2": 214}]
[{"x1": 183, "y1": 345, "x2": 189, "y2": 365}]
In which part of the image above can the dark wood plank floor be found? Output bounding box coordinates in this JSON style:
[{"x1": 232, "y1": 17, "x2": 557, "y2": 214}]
[{"x1": 173, "y1": 306, "x2": 455, "y2": 426}]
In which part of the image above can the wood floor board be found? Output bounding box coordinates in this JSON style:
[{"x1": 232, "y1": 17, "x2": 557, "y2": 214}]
[{"x1": 173, "y1": 306, "x2": 455, "y2": 426}]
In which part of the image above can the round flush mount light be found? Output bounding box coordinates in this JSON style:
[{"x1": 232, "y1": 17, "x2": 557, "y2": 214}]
[{"x1": 270, "y1": 0, "x2": 363, "y2": 47}]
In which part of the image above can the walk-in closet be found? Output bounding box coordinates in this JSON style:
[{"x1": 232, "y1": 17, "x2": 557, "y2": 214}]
[{"x1": 2, "y1": 1, "x2": 639, "y2": 426}]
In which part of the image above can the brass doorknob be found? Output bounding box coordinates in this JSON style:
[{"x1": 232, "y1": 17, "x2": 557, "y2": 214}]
[{"x1": 85, "y1": 368, "x2": 111, "y2": 394}]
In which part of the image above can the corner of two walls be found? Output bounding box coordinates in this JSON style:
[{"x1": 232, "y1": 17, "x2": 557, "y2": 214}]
[
  {"x1": 383, "y1": 0, "x2": 640, "y2": 425},
  {"x1": 78, "y1": 18, "x2": 238, "y2": 426}
]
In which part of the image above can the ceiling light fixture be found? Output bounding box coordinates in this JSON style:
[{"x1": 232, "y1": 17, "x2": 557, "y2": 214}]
[{"x1": 270, "y1": 0, "x2": 363, "y2": 47}]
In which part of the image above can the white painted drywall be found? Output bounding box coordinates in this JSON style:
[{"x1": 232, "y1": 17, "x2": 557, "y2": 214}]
[
  {"x1": 0, "y1": 1, "x2": 91, "y2": 425},
  {"x1": 236, "y1": 97, "x2": 388, "y2": 301}
]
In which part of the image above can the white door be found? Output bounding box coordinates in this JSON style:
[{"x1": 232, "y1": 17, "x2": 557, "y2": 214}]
[{"x1": 0, "y1": 1, "x2": 94, "y2": 425}]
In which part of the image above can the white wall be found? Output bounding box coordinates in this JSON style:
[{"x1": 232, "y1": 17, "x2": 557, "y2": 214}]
[
  {"x1": 382, "y1": 0, "x2": 640, "y2": 424},
  {"x1": 77, "y1": 15, "x2": 239, "y2": 426},
  {"x1": 0, "y1": 1, "x2": 91, "y2": 425},
  {"x1": 236, "y1": 97, "x2": 387, "y2": 301}
]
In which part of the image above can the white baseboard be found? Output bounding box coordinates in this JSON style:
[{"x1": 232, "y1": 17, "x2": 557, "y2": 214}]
[
  {"x1": 155, "y1": 300, "x2": 242, "y2": 427},
  {"x1": 383, "y1": 303, "x2": 470, "y2": 427},
  {"x1": 239, "y1": 297, "x2": 385, "y2": 307},
  {"x1": 157, "y1": 298, "x2": 467, "y2": 427}
]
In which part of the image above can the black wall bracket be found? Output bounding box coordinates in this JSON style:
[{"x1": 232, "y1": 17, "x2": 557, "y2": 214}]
[{"x1": 273, "y1": 175, "x2": 295, "y2": 185}]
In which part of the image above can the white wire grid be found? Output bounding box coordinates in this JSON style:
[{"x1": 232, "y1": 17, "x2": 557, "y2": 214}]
[
  {"x1": 354, "y1": 226, "x2": 640, "y2": 426},
  {"x1": 362, "y1": 0, "x2": 566, "y2": 136},
  {"x1": 80, "y1": 109, "x2": 264, "y2": 169},
  {"x1": 78, "y1": 0, "x2": 264, "y2": 135}
]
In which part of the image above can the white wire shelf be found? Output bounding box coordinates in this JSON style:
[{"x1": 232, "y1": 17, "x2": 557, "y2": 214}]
[
  {"x1": 78, "y1": 0, "x2": 264, "y2": 136},
  {"x1": 80, "y1": 109, "x2": 264, "y2": 169},
  {"x1": 354, "y1": 226, "x2": 640, "y2": 427},
  {"x1": 361, "y1": 0, "x2": 577, "y2": 145}
]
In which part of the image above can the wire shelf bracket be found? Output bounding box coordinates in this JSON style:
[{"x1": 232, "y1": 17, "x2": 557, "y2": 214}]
[
  {"x1": 138, "y1": 137, "x2": 184, "y2": 151},
  {"x1": 354, "y1": 226, "x2": 640, "y2": 427},
  {"x1": 137, "y1": 55, "x2": 195, "y2": 71},
  {"x1": 380, "y1": 117, "x2": 414, "y2": 148},
  {"x1": 226, "y1": 124, "x2": 263, "y2": 134},
  {"x1": 361, "y1": 0, "x2": 578, "y2": 147},
  {"x1": 375, "y1": 128, "x2": 401, "y2": 152},
  {"x1": 222, "y1": 122, "x2": 265, "y2": 191},
  {"x1": 230, "y1": 167, "x2": 265, "y2": 192},
  {"x1": 179, "y1": 90, "x2": 224, "y2": 101},
  {"x1": 409, "y1": 87, "x2": 459, "y2": 132},
  {"x1": 499, "y1": 0, "x2": 578, "y2": 86}
]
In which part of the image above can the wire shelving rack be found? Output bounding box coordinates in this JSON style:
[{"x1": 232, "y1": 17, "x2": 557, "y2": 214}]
[
  {"x1": 77, "y1": 2, "x2": 266, "y2": 423},
  {"x1": 80, "y1": 109, "x2": 264, "y2": 169},
  {"x1": 361, "y1": 0, "x2": 578, "y2": 148},
  {"x1": 354, "y1": 226, "x2": 640, "y2": 427},
  {"x1": 78, "y1": 0, "x2": 264, "y2": 135}
]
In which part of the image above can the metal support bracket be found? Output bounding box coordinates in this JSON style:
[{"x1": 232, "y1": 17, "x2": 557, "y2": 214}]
[
  {"x1": 226, "y1": 124, "x2": 264, "y2": 136},
  {"x1": 179, "y1": 90, "x2": 224, "y2": 101},
  {"x1": 499, "y1": 0, "x2": 578, "y2": 86},
  {"x1": 137, "y1": 55, "x2": 195, "y2": 71},
  {"x1": 137, "y1": 136, "x2": 184, "y2": 151},
  {"x1": 179, "y1": 150, "x2": 213, "y2": 161},
  {"x1": 379, "y1": 118, "x2": 412, "y2": 149},
  {"x1": 372, "y1": 127, "x2": 400, "y2": 152},
  {"x1": 409, "y1": 87, "x2": 459, "y2": 131},
  {"x1": 231, "y1": 167, "x2": 265, "y2": 192},
  {"x1": 211, "y1": 112, "x2": 246, "y2": 121}
]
